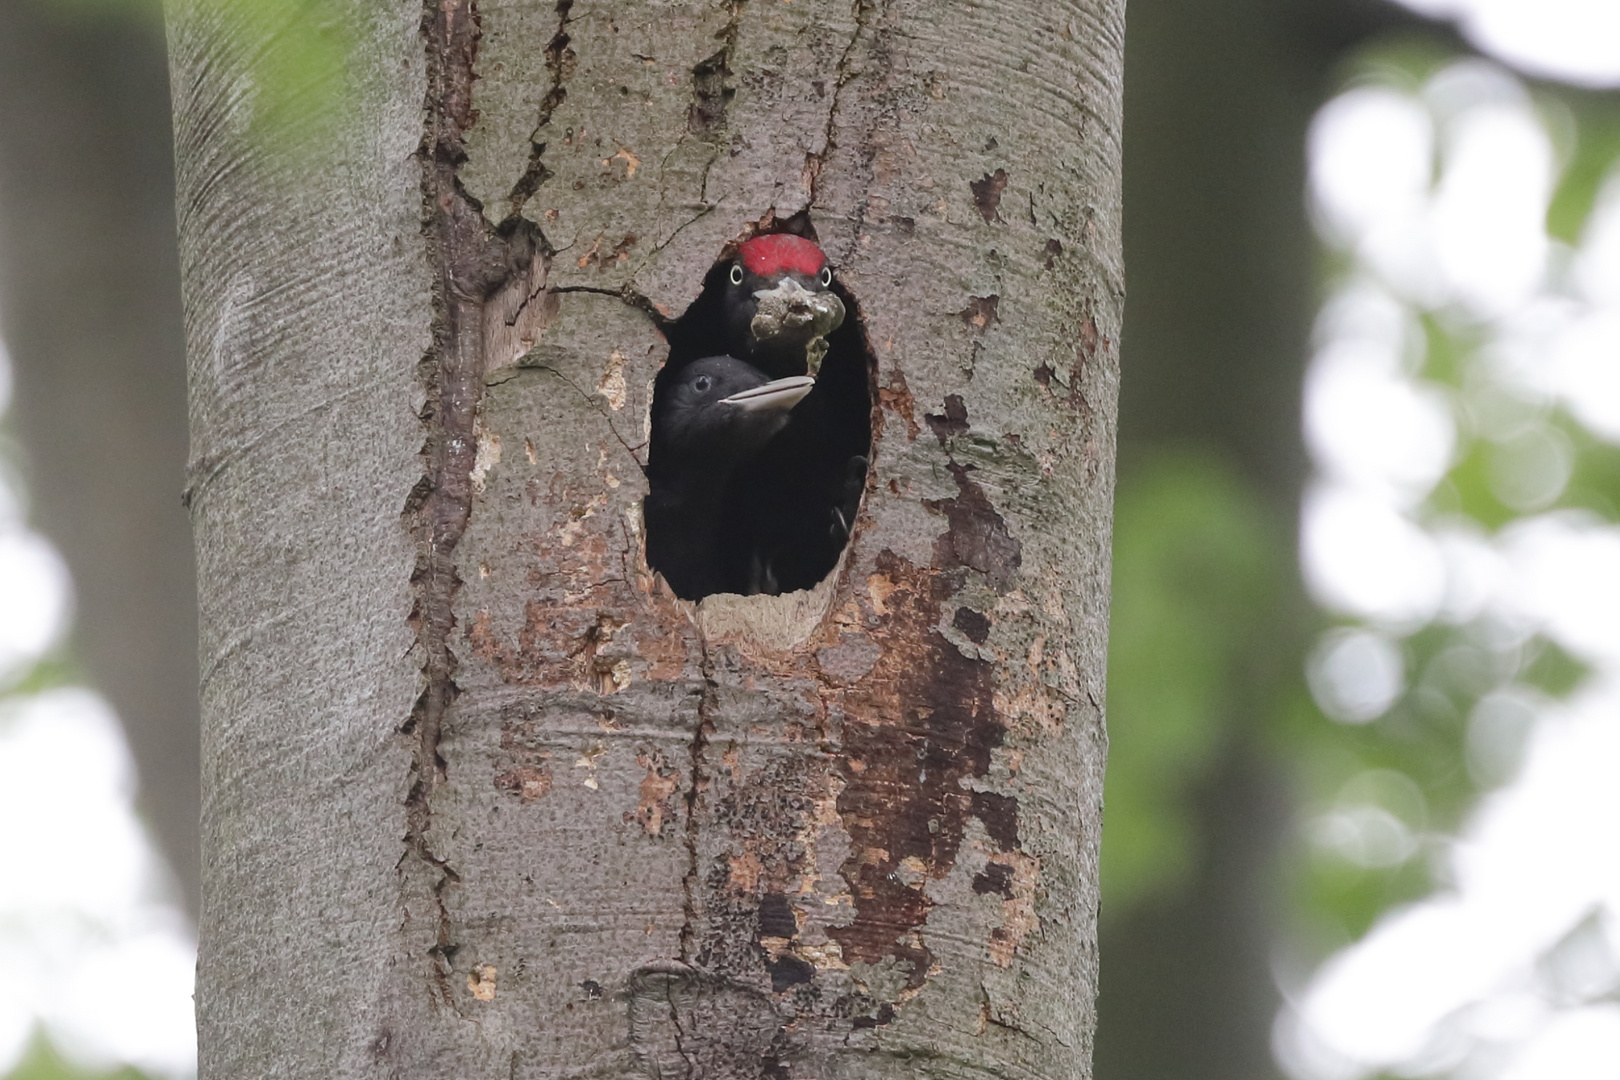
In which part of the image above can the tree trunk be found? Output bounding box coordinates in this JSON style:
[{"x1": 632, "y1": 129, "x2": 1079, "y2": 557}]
[
  {"x1": 170, "y1": 0, "x2": 1122, "y2": 1076},
  {"x1": 0, "y1": 0, "x2": 198, "y2": 911}
]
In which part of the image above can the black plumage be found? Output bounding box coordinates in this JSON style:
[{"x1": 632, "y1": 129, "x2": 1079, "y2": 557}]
[
  {"x1": 649, "y1": 232, "x2": 873, "y2": 599},
  {"x1": 644, "y1": 356, "x2": 814, "y2": 600}
]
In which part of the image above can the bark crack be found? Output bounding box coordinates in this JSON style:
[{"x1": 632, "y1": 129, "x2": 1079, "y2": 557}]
[
  {"x1": 665, "y1": 976, "x2": 698, "y2": 1075},
  {"x1": 803, "y1": 0, "x2": 873, "y2": 204},
  {"x1": 678, "y1": 642, "x2": 718, "y2": 965},
  {"x1": 509, "y1": 0, "x2": 577, "y2": 213},
  {"x1": 528, "y1": 363, "x2": 650, "y2": 468},
  {"x1": 408, "y1": 0, "x2": 538, "y2": 1011}
]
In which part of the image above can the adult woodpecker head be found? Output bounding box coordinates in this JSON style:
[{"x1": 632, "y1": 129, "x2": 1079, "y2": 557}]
[{"x1": 719, "y1": 234, "x2": 846, "y2": 377}]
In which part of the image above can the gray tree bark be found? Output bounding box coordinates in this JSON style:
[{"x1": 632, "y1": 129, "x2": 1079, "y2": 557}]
[{"x1": 170, "y1": 0, "x2": 1122, "y2": 1076}]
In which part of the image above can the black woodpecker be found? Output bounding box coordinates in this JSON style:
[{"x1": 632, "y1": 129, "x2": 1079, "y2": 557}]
[
  {"x1": 712, "y1": 236, "x2": 871, "y2": 594},
  {"x1": 644, "y1": 355, "x2": 815, "y2": 600}
]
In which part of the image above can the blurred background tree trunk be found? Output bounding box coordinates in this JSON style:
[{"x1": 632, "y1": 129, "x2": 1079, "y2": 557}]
[
  {"x1": 1096, "y1": 2, "x2": 1437, "y2": 1078},
  {"x1": 0, "y1": 0, "x2": 198, "y2": 914}
]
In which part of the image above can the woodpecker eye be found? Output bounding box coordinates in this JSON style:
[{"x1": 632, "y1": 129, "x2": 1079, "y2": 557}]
[
  {"x1": 819, "y1": 266, "x2": 833, "y2": 287},
  {"x1": 729, "y1": 264, "x2": 744, "y2": 286},
  {"x1": 692, "y1": 374, "x2": 713, "y2": 394}
]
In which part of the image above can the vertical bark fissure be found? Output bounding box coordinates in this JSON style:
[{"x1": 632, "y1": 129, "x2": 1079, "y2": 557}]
[
  {"x1": 509, "y1": 0, "x2": 576, "y2": 213},
  {"x1": 408, "y1": 0, "x2": 534, "y2": 1005},
  {"x1": 678, "y1": 642, "x2": 720, "y2": 964},
  {"x1": 803, "y1": 0, "x2": 875, "y2": 202}
]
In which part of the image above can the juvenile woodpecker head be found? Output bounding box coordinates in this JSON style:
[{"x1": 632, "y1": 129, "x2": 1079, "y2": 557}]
[
  {"x1": 652, "y1": 355, "x2": 815, "y2": 466},
  {"x1": 720, "y1": 234, "x2": 846, "y2": 377}
]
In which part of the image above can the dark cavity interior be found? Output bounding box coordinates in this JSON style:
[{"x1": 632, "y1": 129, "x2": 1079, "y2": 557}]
[{"x1": 644, "y1": 229, "x2": 874, "y2": 601}]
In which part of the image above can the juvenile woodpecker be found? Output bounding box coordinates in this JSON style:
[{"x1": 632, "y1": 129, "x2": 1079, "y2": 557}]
[{"x1": 644, "y1": 355, "x2": 815, "y2": 600}]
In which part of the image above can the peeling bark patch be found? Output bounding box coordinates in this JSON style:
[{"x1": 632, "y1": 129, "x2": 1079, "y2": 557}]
[
  {"x1": 958, "y1": 294, "x2": 999, "y2": 333},
  {"x1": 850, "y1": 1002, "x2": 896, "y2": 1029},
  {"x1": 926, "y1": 464, "x2": 1022, "y2": 593},
  {"x1": 1060, "y1": 313, "x2": 1102, "y2": 417},
  {"x1": 924, "y1": 394, "x2": 969, "y2": 445},
  {"x1": 767, "y1": 953, "x2": 814, "y2": 993},
  {"x1": 688, "y1": 0, "x2": 745, "y2": 140},
  {"x1": 972, "y1": 861, "x2": 1013, "y2": 897},
  {"x1": 633, "y1": 751, "x2": 681, "y2": 836},
  {"x1": 971, "y1": 168, "x2": 1008, "y2": 223},
  {"x1": 758, "y1": 892, "x2": 798, "y2": 938},
  {"x1": 984, "y1": 852, "x2": 1040, "y2": 967},
  {"x1": 688, "y1": 48, "x2": 736, "y2": 134},
  {"x1": 1033, "y1": 326, "x2": 1097, "y2": 418},
  {"x1": 970, "y1": 790, "x2": 1020, "y2": 850},
  {"x1": 576, "y1": 232, "x2": 637, "y2": 271},
  {"x1": 468, "y1": 964, "x2": 498, "y2": 1000},
  {"x1": 830, "y1": 552, "x2": 1007, "y2": 986},
  {"x1": 494, "y1": 763, "x2": 553, "y2": 801},
  {"x1": 952, "y1": 605, "x2": 990, "y2": 645},
  {"x1": 878, "y1": 367, "x2": 921, "y2": 441}
]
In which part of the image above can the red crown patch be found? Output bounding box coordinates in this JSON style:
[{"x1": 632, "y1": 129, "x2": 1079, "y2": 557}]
[{"x1": 738, "y1": 234, "x2": 827, "y2": 278}]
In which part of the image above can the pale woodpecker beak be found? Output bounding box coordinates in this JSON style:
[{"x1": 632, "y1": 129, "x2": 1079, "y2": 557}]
[{"x1": 719, "y1": 375, "x2": 815, "y2": 414}]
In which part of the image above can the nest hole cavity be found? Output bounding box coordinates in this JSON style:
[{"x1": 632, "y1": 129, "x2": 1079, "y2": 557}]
[{"x1": 644, "y1": 227, "x2": 874, "y2": 601}]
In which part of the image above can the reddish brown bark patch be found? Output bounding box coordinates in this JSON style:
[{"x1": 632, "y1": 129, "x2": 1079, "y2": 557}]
[
  {"x1": 830, "y1": 551, "x2": 1012, "y2": 987},
  {"x1": 631, "y1": 751, "x2": 681, "y2": 836},
  {"x1": 494, "y1": 764, "x2": 552, "y2": 802},
  {"x1": 927, "y1": 463, "x2": 1022, "y2": 593},
  {"x1": 958, "y1": 294, "x2": 1000, "y2": 333},
  {"x1": 970, "y1": 168, "x2": 1008, "y2": 223},
  {"x1": 878, "y1": 367, "x2": 921, "y2": 441}
]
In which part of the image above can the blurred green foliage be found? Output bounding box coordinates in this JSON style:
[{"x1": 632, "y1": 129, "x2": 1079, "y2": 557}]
[
  {"x1": 33, "y1": 0, "x2": 354, "y2": 148},
  {"x1": 1102, "y1": 450, "x2": 1285, "y2": 909},
  {"x1": 1103, "y1": 36, "x2": 1620, "y2": 1035},
  {"x1": 4, "y1": 1035, "x2": 151, "y2": 1080}
]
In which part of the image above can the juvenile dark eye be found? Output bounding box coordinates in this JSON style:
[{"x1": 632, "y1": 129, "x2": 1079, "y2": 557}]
[
  {"x1": 819, "y1": 266, "x2": 832, "y2": 287},
  {"x1": 692, "y1": 374, "x2": 713, "y2": 393},
  {"x1": 729, "y1": 264, "x2": 744, "y2": 285}
]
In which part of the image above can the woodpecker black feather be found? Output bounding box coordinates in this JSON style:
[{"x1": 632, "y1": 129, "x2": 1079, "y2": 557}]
[
  {"x1": 650, "y1": 233, "x2": 872, "y2": 599},
  {"x1": 645, "y1": 355, "x2": 814, "y2": 600}
]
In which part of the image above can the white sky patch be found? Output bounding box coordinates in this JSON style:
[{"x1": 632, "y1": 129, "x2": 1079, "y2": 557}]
[
  {"x1": 0, "y1": 690, "x2": 197, "y2": 1078},
  {"x1": 0, "y1": 529, "x2": 71, "y2": 678},
  {"x1": 1305, "y1": 335, "x2": 1455, "y2": 507},
  {"x1": 1427, "y1": 93, "x2": 1554, "y2": 317},
  {"x1": 0, "y1": 332, "x2": 196, "y2": 1076},
  {"x1": 1395, "y1": 0, "x2": 1620, "y2": 89},
  {"x1": 1301, "y1": 482, "x2": 1446, "y2": 627},
  {"x1": 1309, "y1": 89, "x2": 1440, "y2": 302}
]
